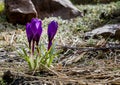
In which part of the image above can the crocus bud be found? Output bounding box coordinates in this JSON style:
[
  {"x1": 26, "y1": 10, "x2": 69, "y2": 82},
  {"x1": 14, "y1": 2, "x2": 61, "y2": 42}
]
[
  {"x1": 30, "y1": 18, "x2": 42, "y2": 46},
  {"x1": 47, "y1": 21, "x2": 58, "y2": 50},
  {"x1": 26, "y1": 18, "x2": 42, "y2": 54},
  {"x1": 26, "y1": 23, "x2": 33, "y2": 49}
]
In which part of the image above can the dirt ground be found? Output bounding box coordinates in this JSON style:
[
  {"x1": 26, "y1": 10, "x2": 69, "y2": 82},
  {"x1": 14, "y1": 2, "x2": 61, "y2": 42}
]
[
  {"x1": 0, "y1": 29, "x2": 120, "y2": 85},
  {"x1": 0, "y1": 0, "x2": 120, "y2": 84}
]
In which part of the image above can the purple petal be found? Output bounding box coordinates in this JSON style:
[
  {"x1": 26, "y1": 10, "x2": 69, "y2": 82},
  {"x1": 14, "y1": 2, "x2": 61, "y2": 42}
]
[
  {"x1": 34, "y1": 23, "x2": 42, "y2": 45},
  {"x1": 48, "y1": 21, "x2": 58, "y2": 40},
  {"x1": 31, "y1": 18, "x2": 40, "y2": 35},
  {"x1": 48, "y1": 41, "x2": 52, "y2": 50},
  {"x1": 26, "y1": 18, "x2": 43, "y2": 49},
  {"x1": 26, "y1": 23, "x2": 33, "y2": 49},
  {"x1": 30, "y1": 18, "x2": 42, "y2": 45},
  {"x1": 47, "y1": 20, "x2": 58, "y2": 50}
]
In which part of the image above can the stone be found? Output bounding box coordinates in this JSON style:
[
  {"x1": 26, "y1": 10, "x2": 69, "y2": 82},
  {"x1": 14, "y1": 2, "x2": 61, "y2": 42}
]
[
  {"x1": 85, "y1": 24, "x2": 120, "y2": 40},
  {"x1": 31, "y1": 0, "x2": 83, "y2": 19},
  {"x1": 5, "y1": 0, "x2": 37, "y2": 24},
  {"x1": 5, "y1": 0, "x2": 82, "y2": 24},
  {"x1": 108, "y1": 78, "x2": 120, "y2": 85}
]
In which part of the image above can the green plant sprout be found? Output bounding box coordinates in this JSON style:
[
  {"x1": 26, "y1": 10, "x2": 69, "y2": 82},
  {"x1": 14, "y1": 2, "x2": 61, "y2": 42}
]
[{"x1": 18, "y1": 18, "x2": 58, "y2": 72}]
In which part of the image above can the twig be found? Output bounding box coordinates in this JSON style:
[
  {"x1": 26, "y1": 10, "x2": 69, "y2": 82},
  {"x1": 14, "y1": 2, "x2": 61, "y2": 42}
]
[
  {"x1": 5, "y1": 70, "x2": 82, "y2": 82},
  {"x1": 10, "y1": 32, "x2": 15, "y2": 45},
  {"x1": 57, "y1": 45, "x2": 120, "y2": 52}
]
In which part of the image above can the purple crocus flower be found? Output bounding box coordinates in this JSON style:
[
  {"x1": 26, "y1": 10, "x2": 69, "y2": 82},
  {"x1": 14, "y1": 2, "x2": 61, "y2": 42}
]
[
  {"x1": 47, "y1": 21, "x2": 58, "y2": 50},
  {"x1": 26, "y1": 23, "x2": 33, "y2": 49},
  {"x1": 26, "y1": 18, "x2": 42, "y2": 54}
]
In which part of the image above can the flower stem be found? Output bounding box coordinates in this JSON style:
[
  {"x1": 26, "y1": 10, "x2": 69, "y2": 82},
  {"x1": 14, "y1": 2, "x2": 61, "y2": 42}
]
[
  {"x1": 48, "y1": 41, "x2": 52, "y2": 51},
  {"x1": 32, "y1": 40, "x2": 35, "y2": 55},
  {"x1": 29, "y1": 42, "x2": 31, "y2": 50}
]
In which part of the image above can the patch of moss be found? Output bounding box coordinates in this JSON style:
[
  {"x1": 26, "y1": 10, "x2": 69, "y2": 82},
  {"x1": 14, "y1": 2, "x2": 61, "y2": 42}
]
[
  {"x1": 0, "y1": 78, "x2": 6, "y2": 85},
  {"x1": 71, "y1": 0, "x2": 119, "y2": 4},
  {"x1": 0, "y1": 2, "x2": 4, "y2": 12}
]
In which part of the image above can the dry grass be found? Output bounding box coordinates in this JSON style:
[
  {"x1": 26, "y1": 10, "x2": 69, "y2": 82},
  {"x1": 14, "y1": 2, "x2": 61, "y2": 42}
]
[{"x1": 0, "y1": 1, "x2": 120, "y2": 84}]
